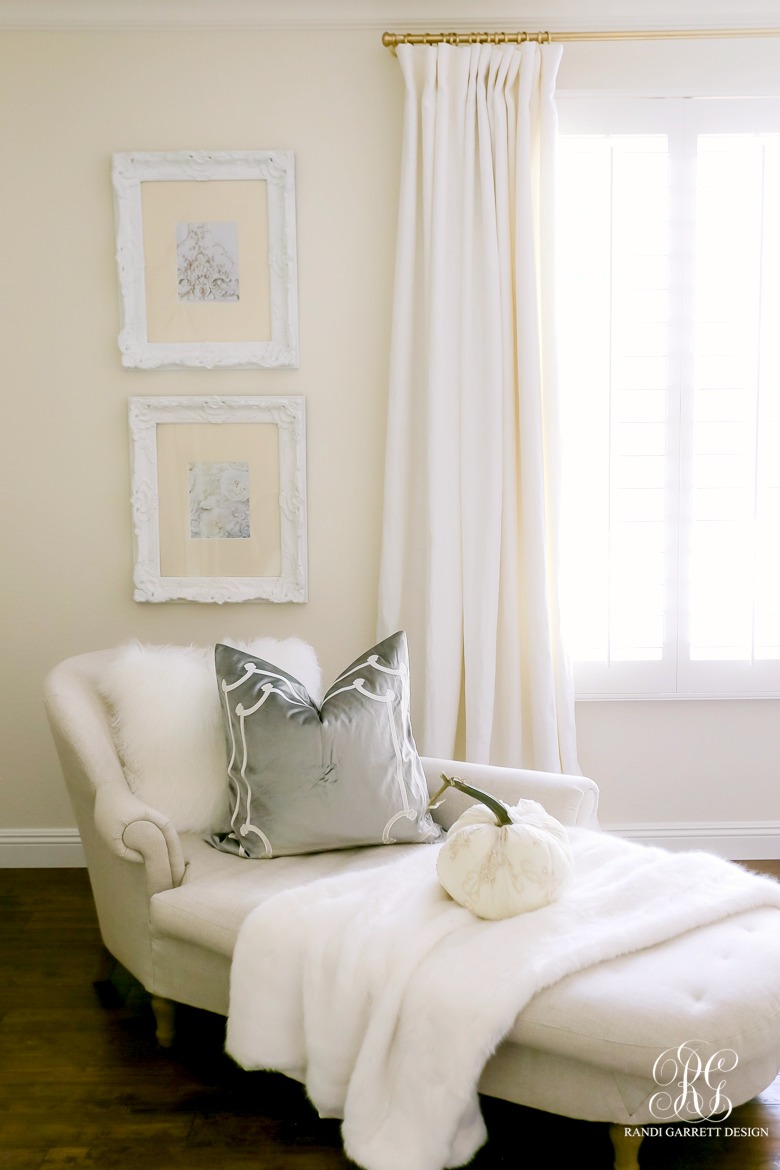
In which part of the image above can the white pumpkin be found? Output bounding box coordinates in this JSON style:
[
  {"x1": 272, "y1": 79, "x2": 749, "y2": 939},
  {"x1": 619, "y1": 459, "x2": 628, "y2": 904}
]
[{"x1": 434, "y1": 777, "x2": 573, "y2": 920}]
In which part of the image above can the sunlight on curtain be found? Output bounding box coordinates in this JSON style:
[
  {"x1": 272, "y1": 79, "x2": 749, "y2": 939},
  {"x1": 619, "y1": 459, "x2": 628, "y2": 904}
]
[{"x1": 378, "y1": 42, "x2": 579, "y2": 773}]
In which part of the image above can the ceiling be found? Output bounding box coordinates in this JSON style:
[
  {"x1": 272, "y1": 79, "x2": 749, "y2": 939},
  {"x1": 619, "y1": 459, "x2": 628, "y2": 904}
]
[{"x1": 2, "y1": 0, "x2": 780, "y2": 31}]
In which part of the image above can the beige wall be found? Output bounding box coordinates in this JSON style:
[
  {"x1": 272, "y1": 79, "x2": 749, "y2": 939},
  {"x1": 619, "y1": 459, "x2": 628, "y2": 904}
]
[
  {"x1": 576, "y1": 700, "x2": 780, "y2": 827},
  {"x1": 0, "y1": 28, "x2": 403, "y2": 828},
  {"x1": 2, "y1": 23, "x2": 779, "y2": 840}
]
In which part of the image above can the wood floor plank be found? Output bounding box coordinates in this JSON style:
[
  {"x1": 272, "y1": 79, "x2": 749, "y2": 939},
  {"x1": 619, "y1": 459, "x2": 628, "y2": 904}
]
[
  {"x1": 0, "y1": 1152, "x2": 43, "y2": 1170},
  {"x1": 0, "y1": 1115, "x2": 195, "y2": 1147},
  {"x1": 62, "y1": 1147, "x2": 350, "y2": 1170},
  {"x1": 741, "y1": 860, "x2": 780, "y2": 880},
  {"x1": 38, "y1": 1152, "x2": 94, "y2": 1168}
]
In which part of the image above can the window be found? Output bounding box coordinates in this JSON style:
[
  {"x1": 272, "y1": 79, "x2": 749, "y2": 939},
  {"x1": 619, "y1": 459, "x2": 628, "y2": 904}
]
[{"x1": 556, "y1": 98, "x2": 780, "y2": 697}]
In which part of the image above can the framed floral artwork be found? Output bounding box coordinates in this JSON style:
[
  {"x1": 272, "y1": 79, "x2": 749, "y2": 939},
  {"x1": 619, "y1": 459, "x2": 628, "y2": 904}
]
[
  {"x1": 113, "y1": 151, "x2": 299, "y2": 369},
  {"x1": 129, "y1": 397, "x2": 307, "y2": 603}
]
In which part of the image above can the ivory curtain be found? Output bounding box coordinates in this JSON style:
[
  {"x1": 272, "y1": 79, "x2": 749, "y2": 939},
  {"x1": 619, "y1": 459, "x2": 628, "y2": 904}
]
[{"x1": 377, "y1": 42, "x2": 579, "y2": 774}]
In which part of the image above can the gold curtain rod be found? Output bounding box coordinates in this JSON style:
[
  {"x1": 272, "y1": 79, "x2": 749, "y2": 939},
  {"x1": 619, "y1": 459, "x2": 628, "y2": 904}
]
[{"x1": 382, "y1": 28, "x2": 780, "y2": 52}]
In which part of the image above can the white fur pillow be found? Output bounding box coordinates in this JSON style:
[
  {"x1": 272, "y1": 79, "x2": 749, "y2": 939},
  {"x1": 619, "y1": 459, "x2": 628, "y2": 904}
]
[{"x1": 98, "y1": 638, "x2": 322, "y2": 834}]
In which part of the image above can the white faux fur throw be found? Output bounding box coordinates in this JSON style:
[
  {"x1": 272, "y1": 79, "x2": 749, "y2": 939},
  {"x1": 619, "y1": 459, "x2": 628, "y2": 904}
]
[{"x1": 226, "y1": 829, "x2": 780, "y2": 1170}]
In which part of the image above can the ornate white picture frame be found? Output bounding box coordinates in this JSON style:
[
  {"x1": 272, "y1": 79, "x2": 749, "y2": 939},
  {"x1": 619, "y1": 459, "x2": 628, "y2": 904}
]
[
  {"x1": 113, "y1": 151, "x2": 299, "y2": 369},
  {"x1": 129, "y1": 396, "x2": 307, "y2": 603}
]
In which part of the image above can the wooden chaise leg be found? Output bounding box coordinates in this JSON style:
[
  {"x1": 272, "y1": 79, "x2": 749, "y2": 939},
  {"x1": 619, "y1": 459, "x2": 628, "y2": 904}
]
[
  {"x1": 151, "y1": 995, "x2": 176, "y2": 1048},
  {"x1": 609, "y1": 1124, "x2": 642, "y2": 1170}
]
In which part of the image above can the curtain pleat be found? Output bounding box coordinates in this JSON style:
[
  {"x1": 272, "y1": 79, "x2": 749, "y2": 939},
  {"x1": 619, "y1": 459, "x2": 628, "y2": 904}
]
[{"x1": 378, "y1": 42, "x2": 579, "y2": 774}]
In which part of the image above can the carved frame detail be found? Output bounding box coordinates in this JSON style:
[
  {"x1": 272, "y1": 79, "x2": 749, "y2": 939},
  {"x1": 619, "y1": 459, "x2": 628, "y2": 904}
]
[
  {"x1": 113, "y1": 151, "x2": 299, "y2": 369},
  {"x1": 129, "y1": 396, "x2": 308, "y2": 603}
]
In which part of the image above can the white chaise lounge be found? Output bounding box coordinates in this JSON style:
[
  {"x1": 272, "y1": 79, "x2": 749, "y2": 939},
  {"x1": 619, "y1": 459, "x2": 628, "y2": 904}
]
[{"x1": 44, "y1": 644, "x2": 780, "y2": 1170}]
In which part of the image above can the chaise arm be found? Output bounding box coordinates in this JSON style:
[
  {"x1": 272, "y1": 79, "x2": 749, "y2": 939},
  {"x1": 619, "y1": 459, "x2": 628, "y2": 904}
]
[
  {"x1": 93, "y1": 784, "x2": 186, "y2": 892},
  {"x1": 421, "y1": 757, "x2": 600, "y2": 831},
  {"x1": 44, "y1": 653, "x2": 186, "y2": 896}
]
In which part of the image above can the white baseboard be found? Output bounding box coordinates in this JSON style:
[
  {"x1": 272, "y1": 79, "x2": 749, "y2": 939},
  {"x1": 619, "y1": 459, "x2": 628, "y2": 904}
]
[
  {"x1": 0, "y1": 829, "x2": 86, "y2": 868},
  {"x1": 604, "y1": 821, "x2": 780, "y2": 860},
  {"x1": 1, "y1": 823, "x2": 778, "y2": 867}
]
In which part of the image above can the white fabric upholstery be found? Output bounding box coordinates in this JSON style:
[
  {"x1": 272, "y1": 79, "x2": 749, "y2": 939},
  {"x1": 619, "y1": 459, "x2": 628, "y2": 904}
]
[
  {"x1": 478, "y1": 1043, "x2": 780, "y2": 1126},
  {"x1": 420, "y1": 757, "x2": 599, "y2": 830},
  {"x1": 152, "y1": 838, "x2": 398, "y2": 957},
  {"x1": 511, "y1": 905, "x2": 780, "y2": 1073},
  {"x1": 43, "y1": 645, "x2": 780, "y2": 1146}
]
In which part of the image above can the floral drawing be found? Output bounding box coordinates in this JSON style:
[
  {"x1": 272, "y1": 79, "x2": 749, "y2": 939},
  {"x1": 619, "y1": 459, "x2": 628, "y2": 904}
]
[
  {"x1": 176, "y1": 221, "x2": 240, "y2": 302},
  {"x1": 189, "y1": 462, "x2": 250, "y2": 539}
]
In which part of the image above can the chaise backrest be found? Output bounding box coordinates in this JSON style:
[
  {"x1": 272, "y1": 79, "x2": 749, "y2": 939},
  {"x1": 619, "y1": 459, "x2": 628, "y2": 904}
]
[
  {"x1": 44, "y1": 643, "x2": 600, "y2": 991},
  {"x1": 44, "y1": 649, "x2": 136, "y2": 845},
  {"x1": 45, "y1": 644, "x2": 600, "y2": 862}
]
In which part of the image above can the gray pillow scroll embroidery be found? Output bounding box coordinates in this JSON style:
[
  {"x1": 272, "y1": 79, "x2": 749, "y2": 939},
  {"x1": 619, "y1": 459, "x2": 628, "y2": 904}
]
[{"x1": 211, "y1": 631, "x2": 441, "y2": 859}]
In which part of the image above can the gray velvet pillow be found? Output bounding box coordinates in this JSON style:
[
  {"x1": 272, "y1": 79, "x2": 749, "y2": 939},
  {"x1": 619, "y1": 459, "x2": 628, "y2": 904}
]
[{"x1": 211, "y1": 631, "x2": 441, "y2": 858}]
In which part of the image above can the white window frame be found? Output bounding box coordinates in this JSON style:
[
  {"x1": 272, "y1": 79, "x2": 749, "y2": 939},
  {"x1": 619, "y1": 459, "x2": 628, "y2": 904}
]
[{"x1": 557, "y1": 95, "x2": 780, "y2": 700}]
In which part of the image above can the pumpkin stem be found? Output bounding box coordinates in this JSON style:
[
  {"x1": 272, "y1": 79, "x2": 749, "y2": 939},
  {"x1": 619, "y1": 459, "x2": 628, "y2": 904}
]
[
  {"x1": 432, "y1": 773, "x2": 514, "y2": 827},
  {"x1": 427, "y1": 777, "x2": 451, "y2": 809}
]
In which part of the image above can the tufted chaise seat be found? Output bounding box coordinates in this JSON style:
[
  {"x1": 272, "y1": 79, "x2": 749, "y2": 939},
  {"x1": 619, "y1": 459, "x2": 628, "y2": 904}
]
[{"x1": 44, "y1": 646, "x2": 780, "y2": 1170}]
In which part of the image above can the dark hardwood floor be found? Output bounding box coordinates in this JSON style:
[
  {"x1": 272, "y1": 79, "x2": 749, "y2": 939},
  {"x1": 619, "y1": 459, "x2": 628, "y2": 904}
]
[{"x1": 1, "y1": 863, "x2": 779, "y2": 1169}]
